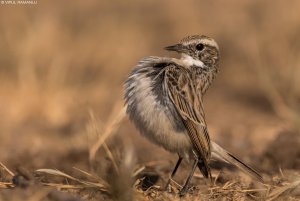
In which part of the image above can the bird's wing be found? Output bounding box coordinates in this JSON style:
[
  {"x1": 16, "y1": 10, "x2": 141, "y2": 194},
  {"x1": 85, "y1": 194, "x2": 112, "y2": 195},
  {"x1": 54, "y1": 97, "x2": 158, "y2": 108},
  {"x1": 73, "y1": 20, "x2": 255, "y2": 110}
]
[{"x1": 164, "y1": 65, "x2": 211, "y2": 178}]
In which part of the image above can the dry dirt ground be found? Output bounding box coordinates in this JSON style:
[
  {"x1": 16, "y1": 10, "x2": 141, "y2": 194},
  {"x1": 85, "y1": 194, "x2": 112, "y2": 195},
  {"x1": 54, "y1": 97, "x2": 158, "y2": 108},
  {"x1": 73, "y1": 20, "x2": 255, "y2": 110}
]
[{"x1": 0, "y1": 1, "x2": 300, "y2": 200}]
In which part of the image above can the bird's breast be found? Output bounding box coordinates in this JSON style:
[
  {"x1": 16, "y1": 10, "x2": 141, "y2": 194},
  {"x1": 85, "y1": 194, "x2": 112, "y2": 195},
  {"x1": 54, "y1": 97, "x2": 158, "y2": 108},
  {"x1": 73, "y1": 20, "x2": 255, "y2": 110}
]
[{"x1": 124, "y1": 62, "x2": 192, "y2": 157}]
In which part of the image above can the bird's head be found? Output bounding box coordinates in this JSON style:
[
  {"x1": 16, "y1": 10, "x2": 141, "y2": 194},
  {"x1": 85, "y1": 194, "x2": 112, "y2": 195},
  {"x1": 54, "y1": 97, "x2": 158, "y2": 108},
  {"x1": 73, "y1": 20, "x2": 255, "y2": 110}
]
[{"x1": 164, "y1": 35, "x2": 220, "y2": 69}]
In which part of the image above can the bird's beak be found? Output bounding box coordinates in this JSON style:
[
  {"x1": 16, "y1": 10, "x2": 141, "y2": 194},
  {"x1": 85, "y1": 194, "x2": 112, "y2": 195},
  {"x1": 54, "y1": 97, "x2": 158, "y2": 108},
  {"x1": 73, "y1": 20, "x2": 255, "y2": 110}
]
[{"x1": 164, "y1": 44, "x2": 184, "y2": 53}]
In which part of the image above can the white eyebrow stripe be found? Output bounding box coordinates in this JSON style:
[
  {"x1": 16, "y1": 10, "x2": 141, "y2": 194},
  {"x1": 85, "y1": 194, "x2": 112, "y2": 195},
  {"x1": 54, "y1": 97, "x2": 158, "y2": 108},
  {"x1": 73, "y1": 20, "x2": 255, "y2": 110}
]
[{"x1": 200, "y1": 39, "x2": 219, "y2": 50}]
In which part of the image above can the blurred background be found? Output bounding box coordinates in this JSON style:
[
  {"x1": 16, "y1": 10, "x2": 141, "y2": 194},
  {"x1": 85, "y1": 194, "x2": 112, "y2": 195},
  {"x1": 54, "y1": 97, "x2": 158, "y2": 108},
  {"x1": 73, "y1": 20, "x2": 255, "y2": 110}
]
[{"x1": 0, "y1": 0, "x2": 300, "y2": 199}]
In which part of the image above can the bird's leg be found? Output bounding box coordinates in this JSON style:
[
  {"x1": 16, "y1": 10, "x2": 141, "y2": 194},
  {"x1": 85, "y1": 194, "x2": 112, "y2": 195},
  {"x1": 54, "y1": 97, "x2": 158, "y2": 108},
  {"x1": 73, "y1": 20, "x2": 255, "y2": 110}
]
[
  {"x1": 170, "y1": 156, "x2": 183, "y2": 178},
  {"x1": 165, "y1": 156, "x2": 183, "y2": 190},
  {"x1": 179, "y1": 158, "x2": 198, "y2": 197}
]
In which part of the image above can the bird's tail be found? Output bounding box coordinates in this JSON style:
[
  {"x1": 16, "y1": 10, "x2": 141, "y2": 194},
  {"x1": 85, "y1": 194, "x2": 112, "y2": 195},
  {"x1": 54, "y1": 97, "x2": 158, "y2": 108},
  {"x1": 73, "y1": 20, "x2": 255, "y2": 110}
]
[{"x1": 211, "y1": 141, "x2": 263, "y2": 182}]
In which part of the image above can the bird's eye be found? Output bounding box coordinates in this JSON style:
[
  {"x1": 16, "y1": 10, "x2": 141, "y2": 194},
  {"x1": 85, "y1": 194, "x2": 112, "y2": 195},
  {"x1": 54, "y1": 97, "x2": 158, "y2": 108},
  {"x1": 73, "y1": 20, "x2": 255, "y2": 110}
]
[{"x1": 196, "y1": 43, "x2": 204, "y2": 51}]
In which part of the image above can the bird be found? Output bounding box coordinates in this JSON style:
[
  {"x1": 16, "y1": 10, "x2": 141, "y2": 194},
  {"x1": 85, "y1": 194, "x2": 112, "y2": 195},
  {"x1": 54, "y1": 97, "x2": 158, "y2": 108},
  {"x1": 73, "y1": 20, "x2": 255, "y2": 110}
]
[{"x1": 124, "y1": 35, "x2": 263, "y2": 196}]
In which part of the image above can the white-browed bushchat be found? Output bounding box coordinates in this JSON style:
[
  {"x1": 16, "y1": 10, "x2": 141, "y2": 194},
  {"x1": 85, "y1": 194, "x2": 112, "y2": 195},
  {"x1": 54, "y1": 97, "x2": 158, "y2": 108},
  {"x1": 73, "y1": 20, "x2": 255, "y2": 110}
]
[{"x1": 124, "y1": 35, "x2": 262, "y2": 196}]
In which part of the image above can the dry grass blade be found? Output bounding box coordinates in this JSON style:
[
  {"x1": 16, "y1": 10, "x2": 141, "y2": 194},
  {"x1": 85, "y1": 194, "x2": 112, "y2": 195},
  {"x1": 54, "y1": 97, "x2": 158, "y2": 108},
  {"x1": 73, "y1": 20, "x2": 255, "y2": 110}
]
[
  {"x1": 267, "y1": 180, "x2": 300, "y2": 201},
  {"x1": 0, "y1": 161, "x2": 15, "y2": 176},
  {"x1": 213, "y1": 171, "x2": 221, "y2": 185},
  {"x1": 72, "y1": 167, "x2": 109, "y2": 186},
  {"x1": 87, "y1": 110, "x2": 120, "y2": 174},
  {"x1": 132, "y1": 166, "x2": 145, "y2": 178},
  {"x1": 41, "y1": 183, "x2": 90, "y2": 189},
  {"x1": 222, "y1": 181, "x2": 236, "y2": 189},
  {"x1": 89, "y1": 103, "x2": 126, "y2": 163},
  {"x1": 103, "y1": 143, "x2": 119, "y2": 175},
  {"x1": 0, "y1": 181, "x2": 14, "y2": 188},
  {"x1": 0, "y1": 162, "x2": 15, "y2": 188},
  {"x1": 36, "y1": 169, "x2": 109, "y2": 192},
  {"x1": 240, "y1": 188, "x2": 267, "y2": 192},
  {"x1": 37, "y1": 169, "x2": 79, "y2": 181}
]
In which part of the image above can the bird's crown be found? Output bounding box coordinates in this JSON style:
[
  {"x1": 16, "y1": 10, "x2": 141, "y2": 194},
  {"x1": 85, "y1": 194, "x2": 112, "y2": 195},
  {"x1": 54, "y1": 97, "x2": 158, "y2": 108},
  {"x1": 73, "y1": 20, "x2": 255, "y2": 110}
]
[{"x1": 180, "y1": 35, "x2": 219, "y2": 50}]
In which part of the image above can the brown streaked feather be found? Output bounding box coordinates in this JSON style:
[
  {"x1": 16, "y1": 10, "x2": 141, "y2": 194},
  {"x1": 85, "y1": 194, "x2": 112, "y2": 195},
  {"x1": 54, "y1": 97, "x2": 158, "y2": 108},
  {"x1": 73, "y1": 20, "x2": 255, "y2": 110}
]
[{"x1": 164, "y1": 65, "x2": 212, "y2": 178}]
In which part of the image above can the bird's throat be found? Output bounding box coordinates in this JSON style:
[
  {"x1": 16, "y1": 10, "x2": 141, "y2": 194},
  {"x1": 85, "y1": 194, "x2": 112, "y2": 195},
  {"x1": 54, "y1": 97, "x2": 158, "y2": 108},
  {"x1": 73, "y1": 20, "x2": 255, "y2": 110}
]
[{"x1": 180, "y1": 54, "x2": 205, "y2": 68}]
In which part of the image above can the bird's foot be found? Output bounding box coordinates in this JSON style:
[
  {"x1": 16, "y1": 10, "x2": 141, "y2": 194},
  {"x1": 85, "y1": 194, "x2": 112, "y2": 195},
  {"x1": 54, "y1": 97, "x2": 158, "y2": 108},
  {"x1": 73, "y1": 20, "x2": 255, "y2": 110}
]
[{"x1": 179, "y1": 184, "x2": 190, "y2": 197}]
